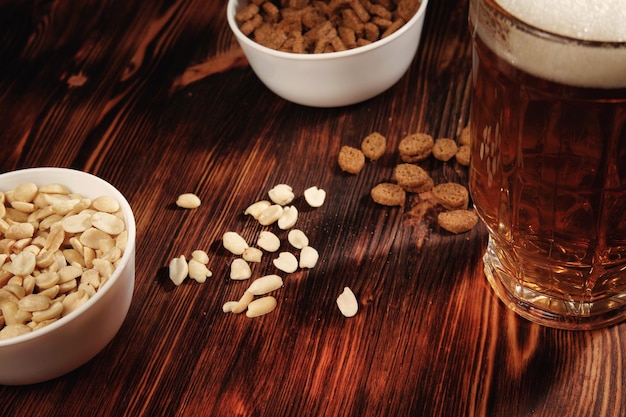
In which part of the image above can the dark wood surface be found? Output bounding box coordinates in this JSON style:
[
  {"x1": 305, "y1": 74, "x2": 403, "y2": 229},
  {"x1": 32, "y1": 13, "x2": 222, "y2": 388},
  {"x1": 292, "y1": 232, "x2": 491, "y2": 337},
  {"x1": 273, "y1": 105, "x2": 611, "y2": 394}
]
[{"x1": 1, "y1": 0, "x2": 624, "y2": 416}]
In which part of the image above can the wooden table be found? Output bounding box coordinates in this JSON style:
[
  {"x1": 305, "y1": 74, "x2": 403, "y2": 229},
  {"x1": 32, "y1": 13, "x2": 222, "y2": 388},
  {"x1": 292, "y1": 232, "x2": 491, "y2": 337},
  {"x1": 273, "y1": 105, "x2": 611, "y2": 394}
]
[{"x1": 1, "y1": 0, "x2": 624, "y2": 416}]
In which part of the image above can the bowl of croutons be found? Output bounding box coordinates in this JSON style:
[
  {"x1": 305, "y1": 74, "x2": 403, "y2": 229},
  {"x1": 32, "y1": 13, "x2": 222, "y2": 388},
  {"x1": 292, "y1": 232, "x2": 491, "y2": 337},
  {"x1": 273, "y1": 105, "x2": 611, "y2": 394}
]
[
  {"x1": 0, "y1": 167, "x2": 136, "y2": 385},
  {"x1": 227, "y1": 0, "x2": 428, "y2": 107}
]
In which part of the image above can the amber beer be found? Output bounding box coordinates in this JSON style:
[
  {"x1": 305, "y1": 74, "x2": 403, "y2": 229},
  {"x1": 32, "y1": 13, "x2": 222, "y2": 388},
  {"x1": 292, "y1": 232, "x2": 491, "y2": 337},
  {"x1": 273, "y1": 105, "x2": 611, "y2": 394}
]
[{"x1": 469, "y1": 0, "x2": 626, "y2": 329}]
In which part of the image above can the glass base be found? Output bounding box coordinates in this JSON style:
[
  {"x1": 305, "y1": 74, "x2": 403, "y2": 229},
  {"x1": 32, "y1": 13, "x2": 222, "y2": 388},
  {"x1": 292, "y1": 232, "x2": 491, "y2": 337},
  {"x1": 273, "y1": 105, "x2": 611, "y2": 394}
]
[{"x1": 483, "y1": 238, "x2": 626, "y2": 330}]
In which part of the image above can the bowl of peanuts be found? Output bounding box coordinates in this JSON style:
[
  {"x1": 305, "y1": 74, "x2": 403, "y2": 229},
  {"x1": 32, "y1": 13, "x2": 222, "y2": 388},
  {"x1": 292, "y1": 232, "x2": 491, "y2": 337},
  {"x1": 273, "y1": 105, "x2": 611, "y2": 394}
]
[
  {"x1": 0, "y1": 167, "x2": 136, "y2": 385},
  {"x1": 227, "y1": 0, "x2": 429, "y2": 107}
]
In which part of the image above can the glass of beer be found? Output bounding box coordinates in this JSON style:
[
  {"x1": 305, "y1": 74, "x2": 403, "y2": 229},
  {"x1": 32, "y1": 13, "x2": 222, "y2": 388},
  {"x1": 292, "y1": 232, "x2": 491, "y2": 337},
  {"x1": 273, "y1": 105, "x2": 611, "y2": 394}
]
[{"x1": 469, "y1": 0, "x2": 626, "y2": 329}]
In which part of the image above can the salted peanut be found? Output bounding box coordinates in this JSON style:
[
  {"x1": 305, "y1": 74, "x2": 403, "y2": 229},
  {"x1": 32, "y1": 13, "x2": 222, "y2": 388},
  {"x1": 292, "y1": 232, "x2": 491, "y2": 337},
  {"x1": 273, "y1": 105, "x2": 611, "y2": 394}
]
[
  {"x1": 1, "y1": 302, "x2": 20, "y2": 326},
  {"x1": 0, "y1": 324, "x2": 31, "y2": 339},
  {"x1": 10, "y1": 251, "x2": 36, "y2": 276},
  {"x1": 223, "y1": 231, "x2": 249, "y2": 255},
  {"x1": 92, "y1": 195, "x2": 120, "y2": 213},
  {"x1": 258, "y1": 204, "x2": 284, "y2": 226},
  {"x1": 17, "y1": 294, "x2": 51, "y2": 312},
  {"x1": 3, "y1": 283, "x2": 25, "y2": 300},
  {"x1": 299, "y1": 246, "x2": 319, "y2": 269},
  {"x1": 38, "y1": 183, "x2": 70, "y2": 194},
  {"x1": 12, "y1": 182, "x2": 38, "y2": 203},
  {"x1": 278, "y1": 205, "x2": 298, "y2": 230},
  {"x1": 246, "y1": 296, "x2": 277, "y2": 318},
  {"x1": 28, "y1": 205, "x2": 53, "y2": 223},
  {"x1": 338, "y1": 146, "x2": 365, "y2": 174},
  {"x1": 246, "y1": 274, "x2": 284, "y2": 296},
  {"x1": 115, "y1": 230, "x2": 128, "y2": 252},
  {"x1": 336, "y1": 287, "x2": 358, "y2": 317},
  {"x1": 91, "y1": 212, "x2": 125, "y2": 235},
  {"x1": 61, "y1": 212, "x2": 91, "y2": 234},
  {"x1": 39, "y1": 213, "x2": 63, "y2": 231},
  {"x1": 61, "y1": 289, "x2": 89, "y2": 316},
  {"x1": 243, "y1": 247, "x2": 263, "y2": 263},
  {"x1": 81, "y1": 268, "x2": 101, "y2": 289},
  {"x1": 34, "y1": 271, "x2": 60, "y2": 290},
  {"x1": 13, "y1": 237, "x2": 32, "y2": 252},
  {"x1": 51, "y1": 198, "x2": 81, "y2": 216},
  {"x1": 257, "y1": 231, "x2": 281, "y2": 252},
  {"x1": 79, "y1": 227, "x2": 113, "y2": 250},
  {"x1": 5, "y1": 222, "x2": 35, "y2": 240},
  {"x1": 273, "y1": 252, "x2": 298, "y2": 273},
  {"x1": 175, "y1": 193, "x2": 201, "y2": 209},
  {"x1": 230, "y1": 258, "x2": 252, "y2": 280},
  {"x1": 230, "y1": 291, "x2": 254, "y2": 314},
  {"x1": 58, "y1": 265, "x2": 82, "y2": 283},
  {"x1": 304, "y1": 186, "x2": 326, "y2": 208},
  {"x1": 432, "y1": 138, "x2": 458, "y2": 162},
  {"x1": 68, "y1": 199, "x2": 92, "y2": 215},
  {"x1": 22, "y1": 274, "x2": 35, "y2": 295},
  {"x1": 11, "y1": 200, "x2": 36, "y2": 214},
  {"x1": 31, "y1": 301, "x2": 63, "y2": 323},
  {"x1": 244, "y1": 200, "x2": 271, "y2": 219},
  {"x1": 188, "y1": 258, "x2": 212, "y2": 283},
  {"x1": 100, "y1": 246, "x2": 122, "y2": 264},
  {"x1": 432, "y1": 182, "x2": 469, "y2": 210},
  {"x1": 268, "y1": 184, "x2": 295, "y2": 206},
  {"x1": 169, "y1": 255, "x2": 188, "y2": 286},
  {"x1": 83, "y1": 247, "x2": 96, "y2": 269},
  {"x1": 58, "y1": 278, "x2": 77, "y2": 294},
  {"x1": 191, "y1": 249, "x2": 209, "y2": 265},
  {"x1": 288, "y1": 229, "x2": 309, "y2": 249}
]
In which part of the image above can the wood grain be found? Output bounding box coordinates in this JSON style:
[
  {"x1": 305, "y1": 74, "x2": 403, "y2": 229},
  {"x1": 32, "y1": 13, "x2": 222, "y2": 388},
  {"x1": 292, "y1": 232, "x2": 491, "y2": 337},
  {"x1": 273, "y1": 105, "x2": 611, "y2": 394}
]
[{"x1": 1, "y1": 0, "x2": 624, "y2": 416}]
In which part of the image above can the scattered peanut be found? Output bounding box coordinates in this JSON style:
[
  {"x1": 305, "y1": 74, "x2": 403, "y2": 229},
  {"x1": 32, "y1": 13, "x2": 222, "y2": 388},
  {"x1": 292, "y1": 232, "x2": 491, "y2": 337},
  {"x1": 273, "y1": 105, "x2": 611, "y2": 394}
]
[
  {"x1": 304, "y1": 186, "x2": 326, "y2": 208},
  {"x1": 257, "y1": 231, "x2": 281, "y2": 252},
  {"x1": 223, "y1": 231, "x2": 249, "y2": 255},
  {"x1": 268, "y1": 184, "x2": 294, "y2": 205},
  {"x1": 287, "y1": 229, "x2": 309, "y2": 249},
  {"x1": 169, "y1": 255, "x2": 188, "y2": 286},
  {"x1": 258, "y1": 204, "x2": 283, "y2": 226},
  {"x1": 336, "y1": 287, "x2": 358, "y2": 317},
  {"x1": 246, "y1": 296, "x2": 277, "y2": 318},
  {"x1": 176, "y1": 193, "x2": 201, "y2": 209},
  {"x1": 273, "y1": 252, "x2": 298, "y2": 274},
  {"x1": 277, "y1": 205, "x2": 298, "y2": 230},
  {"x1": 230, "y1": 258, "x2": 252, "y2": 280},
  {"x1": 242, "y1": 247, "x2": 263, "y2": 263},
  {"x1": 246, "y1": 274, "x2": 283, "y2": 296},
  {"x1": 244, "y1": 200, "x2": 271, "y2": 219},
  {"x1": 299, "y1": 246, "x2": 319, "y2": 269}
]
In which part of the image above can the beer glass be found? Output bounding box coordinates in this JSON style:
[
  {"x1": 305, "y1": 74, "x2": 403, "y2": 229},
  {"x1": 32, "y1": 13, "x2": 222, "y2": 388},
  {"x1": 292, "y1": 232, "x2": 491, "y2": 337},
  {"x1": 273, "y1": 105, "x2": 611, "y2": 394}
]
[{"x1": 469, "y1": 0, "x2": 626, "y2": 329}]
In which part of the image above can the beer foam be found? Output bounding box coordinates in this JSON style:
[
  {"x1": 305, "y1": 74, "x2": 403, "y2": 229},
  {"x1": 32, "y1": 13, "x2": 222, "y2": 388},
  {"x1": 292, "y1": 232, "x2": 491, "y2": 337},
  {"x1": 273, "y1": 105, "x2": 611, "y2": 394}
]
[
  {"x1": 476, "y1": 0, "x2": 626, "y2": 88},
  {"x1": 496, "y1": 0, "x2": 626, "y2": 42}
]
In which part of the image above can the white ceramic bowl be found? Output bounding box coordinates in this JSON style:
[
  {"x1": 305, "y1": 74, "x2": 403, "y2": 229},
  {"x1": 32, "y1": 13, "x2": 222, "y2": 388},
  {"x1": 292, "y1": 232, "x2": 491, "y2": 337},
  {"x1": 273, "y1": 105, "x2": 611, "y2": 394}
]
[
  {"x1": 0, "y1": 168, "x2": 136, "y2": 385},
  {"x1": 227, "y1": 0, "x2": 429, "y2": 107}
]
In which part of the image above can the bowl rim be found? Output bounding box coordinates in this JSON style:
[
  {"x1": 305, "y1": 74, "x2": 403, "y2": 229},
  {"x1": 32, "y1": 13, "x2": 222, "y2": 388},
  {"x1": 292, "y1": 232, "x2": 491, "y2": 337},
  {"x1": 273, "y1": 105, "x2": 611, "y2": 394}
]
[
  {"x1": 227, "y1": 0, "x2": 429, "y2": 61},
  {"x1": 0, "y1": 167, "x2": 136, "y2": 347}
]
